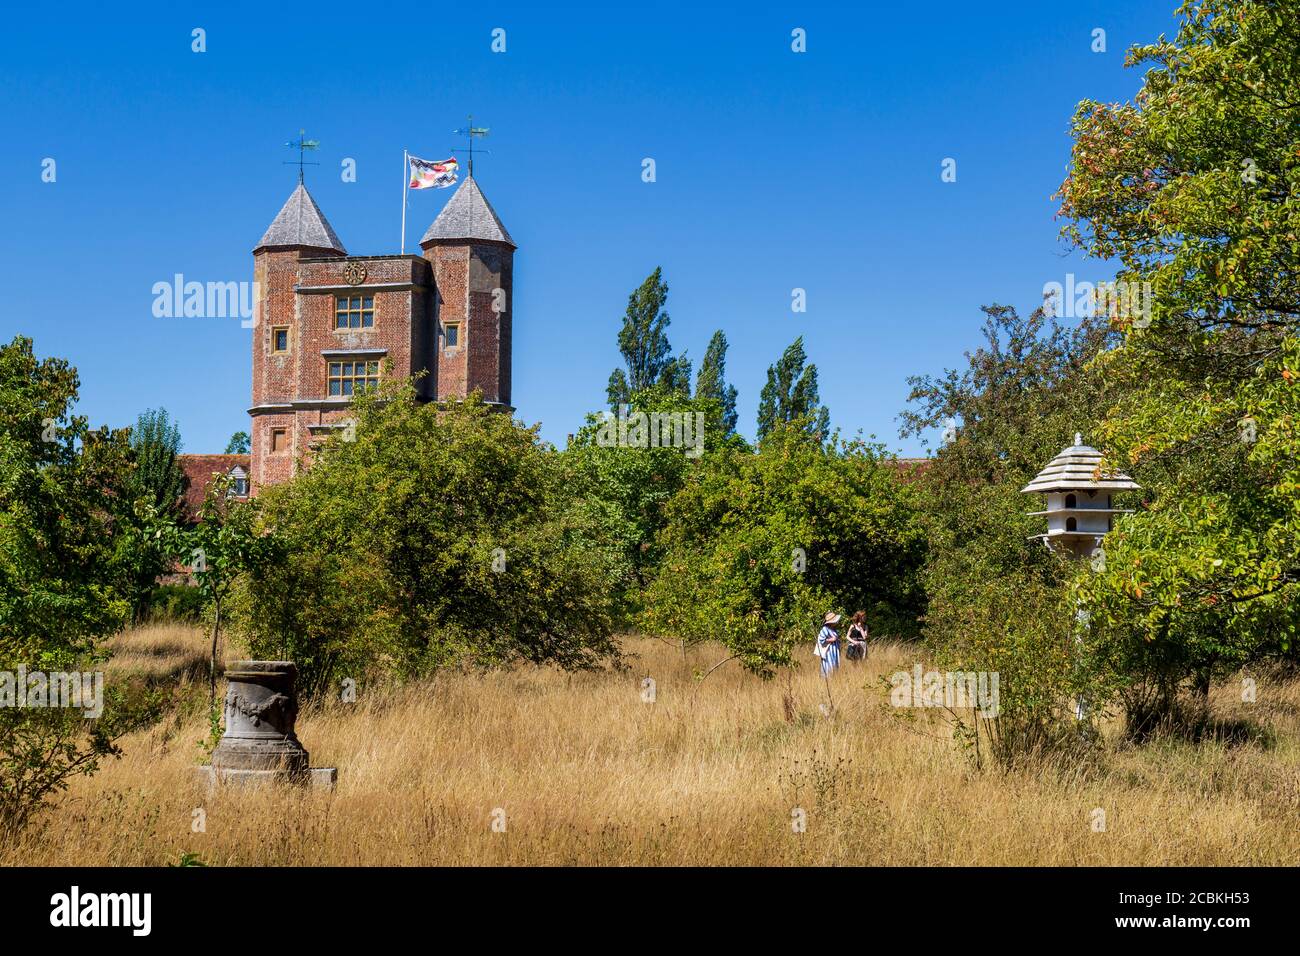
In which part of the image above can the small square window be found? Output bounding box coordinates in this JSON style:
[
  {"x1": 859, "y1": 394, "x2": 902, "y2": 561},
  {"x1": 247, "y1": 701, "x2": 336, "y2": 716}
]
[
  {"x1": 270, "y1": 428, "x2": 288, "y2": 454},
  {"x1": 272, "y1": 327, "x2": 289, "y2": 352},
  {"x1": 444, "y1": 323, "x2": 460, "y2": 349}
]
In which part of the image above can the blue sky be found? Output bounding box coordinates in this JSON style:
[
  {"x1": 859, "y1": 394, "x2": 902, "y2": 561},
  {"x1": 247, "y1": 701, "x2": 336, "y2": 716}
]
[{"x1": 0, "y1": 0, "x2": 1177, "y2": 455}]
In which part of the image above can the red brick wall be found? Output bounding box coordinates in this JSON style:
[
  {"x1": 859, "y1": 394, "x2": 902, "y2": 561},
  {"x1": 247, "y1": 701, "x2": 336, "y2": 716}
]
[
  {"x1": 250, "y1": 251, "x2": 434, "y2": 493},
  {"x1": 423, "y1": 240, "x2": 513, "y2": 404},
  {"x1": 252, "y1": 249, "x2": 310, "y2": 409},
  {"x1": 426, "y1": 244, "x2": 469, "y2": 400},
  {"x1": 249, "y1": 232, "x2": 511, "y2": 495}
]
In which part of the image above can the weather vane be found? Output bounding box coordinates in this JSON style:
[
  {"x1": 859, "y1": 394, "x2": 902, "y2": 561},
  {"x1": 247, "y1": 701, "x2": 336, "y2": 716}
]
[
  {"x1": 451, "y1": 115, "x2": 490, "y2": 177},
  {"x1": 284, "y1": 129, "x2": 320, "y2": 183}
]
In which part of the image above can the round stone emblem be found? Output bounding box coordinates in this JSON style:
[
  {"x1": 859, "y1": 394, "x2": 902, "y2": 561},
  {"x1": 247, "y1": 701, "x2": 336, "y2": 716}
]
[{"x1": 342, "y1": 262, "x2": 367, "y2": 285}]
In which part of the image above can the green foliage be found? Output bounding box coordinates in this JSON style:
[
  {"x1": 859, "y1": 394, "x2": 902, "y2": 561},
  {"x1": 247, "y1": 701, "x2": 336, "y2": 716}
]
[
  {"x1": 924, "y1": 555, "x2": 1090, "y2": 768},
  {"x1": 1, "y1": 706, "x2": 118, "y2": 833},
  {"x1": 128, "y1": 408, "x2": 184, "y2": 511},
  {"x1": 185, "y1": 478, "x2": 282, "y2": 709},
  {"x1": 606, "y1": 267, "x2": 690, "y2": 408},
  {"x1": 901, "y1": 305, "x2": 1118, "y2": 483},
  {"x1": 641, "y1": 423, "x2": 926, "y2": 676},
  {"x1": 224, "y1": 431, "x2": 250, "y2": 454},
  {"x1": 0, "y1": 336, "x2": 133, "y2": 661},
  {"x1": 121, "y1": 407, "x2": 185, "y2": 623},
  {"x1": 0, "y1": 336, "x2": 139, "y2": 830},
  {"x1": 561, "y1": 383, "x2": 744, "y2": 618},
  {"x1": 147, "y1": 583, "x2": 207, "y2": 623},
  {"x1": 694, "y1": 330, "x2": 739, "y2": 436},
  {"x1": 756, "y1": 337, "x2": 830, "y2": 443},
  {"x1": 902, "y1": 306, "x2": 1120, "y2": 760},
  {"x1": 187, "y1": 480, "x2": 279, "y2": 613},
  {"x1": 229, "y1": 385, "x2": 620, "y2": 698},
  {"x1": 1058, "y1": 0, "x2": 1300, "y2": 726}
]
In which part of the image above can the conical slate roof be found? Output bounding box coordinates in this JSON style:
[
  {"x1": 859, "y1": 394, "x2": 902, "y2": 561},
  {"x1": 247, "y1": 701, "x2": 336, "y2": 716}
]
[
  {"x1": 420, "y1": 176, "x2": 515, "y2": 247},
  {"x1": 1020, "y1": 434, "x2": 1140, "y2": 494},
  {"x1": 254, "y1": 184, "x2": 346, "y2": 254}
]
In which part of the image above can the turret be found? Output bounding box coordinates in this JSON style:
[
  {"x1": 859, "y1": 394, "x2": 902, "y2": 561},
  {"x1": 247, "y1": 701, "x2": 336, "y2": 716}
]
[
  {"x1": 419, "y1": 176, "x2": 514, "y2": 408},
  {"x1": 250, "y1": 184, "x2": 347, "y2": 490}
]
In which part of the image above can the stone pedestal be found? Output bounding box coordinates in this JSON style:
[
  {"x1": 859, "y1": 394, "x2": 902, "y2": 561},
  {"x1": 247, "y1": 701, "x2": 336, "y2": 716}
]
[{"x1": 198, "y1": 660, "x2": 335, "y2": 789}]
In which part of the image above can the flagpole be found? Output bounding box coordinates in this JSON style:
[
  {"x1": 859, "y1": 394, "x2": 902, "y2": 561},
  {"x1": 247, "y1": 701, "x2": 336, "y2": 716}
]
[{"x1": 400, "y1": 149, "x2": 408, "y2": 255}]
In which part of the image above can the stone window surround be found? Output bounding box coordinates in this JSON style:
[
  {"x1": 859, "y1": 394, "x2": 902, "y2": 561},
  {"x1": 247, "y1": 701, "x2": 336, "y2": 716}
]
[{"x1": 442, "y1": 320, "x2": 462, "y2": 353}]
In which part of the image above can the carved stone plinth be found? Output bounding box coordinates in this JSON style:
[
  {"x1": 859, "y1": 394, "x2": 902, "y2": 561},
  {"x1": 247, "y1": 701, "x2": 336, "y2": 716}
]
[{"x1": 198, "y1": 660, "x2": 336, "y2": 790}]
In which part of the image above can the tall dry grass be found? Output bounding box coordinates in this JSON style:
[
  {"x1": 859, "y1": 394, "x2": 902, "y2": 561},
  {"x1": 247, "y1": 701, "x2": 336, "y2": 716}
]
[{"x1": 3, "y1": 626, "x2": 1298, "y2": 865}]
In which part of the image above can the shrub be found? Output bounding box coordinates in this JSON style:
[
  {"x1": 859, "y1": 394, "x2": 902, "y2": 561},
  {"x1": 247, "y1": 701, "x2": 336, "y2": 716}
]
[
  {"x1": 147, "y1": 583, "x2": 206, "y2": 623},
  {"x1": 228, "y1": 385, "x2": 620, "y2": 698}
]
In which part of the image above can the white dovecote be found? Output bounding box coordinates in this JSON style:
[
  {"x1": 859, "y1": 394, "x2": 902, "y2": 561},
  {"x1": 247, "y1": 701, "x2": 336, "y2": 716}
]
[{"x1": 1022, "y1": 433, "x2": 1139, "y2": 559}]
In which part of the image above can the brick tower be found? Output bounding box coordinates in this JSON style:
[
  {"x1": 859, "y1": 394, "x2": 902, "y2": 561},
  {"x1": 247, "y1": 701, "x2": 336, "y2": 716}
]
[
  {"x1": 248, "y1": 177, "x2": 515, "y2": 493},
  {"x1": 419, "y1": 176, "x2": 515, "y2": 408}
]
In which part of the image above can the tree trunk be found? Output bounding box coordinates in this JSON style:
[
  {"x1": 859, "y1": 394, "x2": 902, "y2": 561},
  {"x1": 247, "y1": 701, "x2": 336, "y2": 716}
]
[{"x1": 208, "y1": 599, "x2": 222, "y2": 714}]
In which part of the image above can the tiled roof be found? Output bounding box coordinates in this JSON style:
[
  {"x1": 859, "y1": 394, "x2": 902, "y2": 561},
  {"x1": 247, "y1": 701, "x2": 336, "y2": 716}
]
[
  {"x1": 885, "y1": 457, "x2": 932, "y2": 483},
  {"x1": 178, "y1": 454, "x2": 250, "y2": 520},
  {"x1": 1021, "y1": 435, "x2": 1140, "y2": 494},
  {"x1": 420, "y1": 176, "x2": 515, "y2": 247},
  {"x1": 255, "y1": 184, "x2": 346, "y2": 254}
]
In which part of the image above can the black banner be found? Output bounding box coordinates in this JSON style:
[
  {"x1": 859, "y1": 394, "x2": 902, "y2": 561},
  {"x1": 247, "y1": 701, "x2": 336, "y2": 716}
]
[{"x1": 0, "y1": 866, "x2": 1285, "y2": 943}]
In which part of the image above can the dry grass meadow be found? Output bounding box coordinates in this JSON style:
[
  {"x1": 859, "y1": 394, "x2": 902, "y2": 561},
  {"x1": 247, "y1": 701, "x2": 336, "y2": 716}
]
[{"x1": 3, "y1": 622, "x2": 1298, "y2": 866}]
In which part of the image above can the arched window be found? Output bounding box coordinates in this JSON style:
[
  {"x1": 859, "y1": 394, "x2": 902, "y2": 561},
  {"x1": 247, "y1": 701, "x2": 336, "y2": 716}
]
[
  {"x1": 1065, "y1": 493, "x2": 1077, "y2": 509},
  {"x1": 1066, "y1": 516, "x2": 1077, "y2": 532}
]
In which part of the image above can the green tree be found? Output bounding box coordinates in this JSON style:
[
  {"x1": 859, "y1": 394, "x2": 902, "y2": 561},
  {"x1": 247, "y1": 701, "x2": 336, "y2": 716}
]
[
  {"x1": 562, "y1": 383, "x2": 738, "y2": 617},
  {"x1": 0, "y1": 337, "x2": 138, "y2": 829},
  {"x1": 185, "y1": 479, "x2": 282, "y2": 712},
  {"x1": 225, "y1": 431, "x2": 250, "y2": 454},
  {"x1": 900, "y1": 304, "x2": 1117, "y2": 483},
  {"x1": 641, "y1": 423, "x2": 926, "y2": 676},
  {"x1": 129, "y1": 408, "x2": 184, "y2": 511},
  {"x1": 230, "y1": 385, "x2": 620, "y2": 698},
  {"x1": 756, "y1": 337, "x2": 830, "y2": 443},
  {"x1": 122, "y1": 408, "x2": 185, "y2": 622},
  {"x1": 607, "y1": 267, "x2": 690, "y2": 407},
  {"x1": 901, "y1": 306, "x2": 1122, "y2": 761},
  {"x1": 695, "y1": 330, "x2": 739, "y2": 435},
  {"x1": 1057, "y1": 0, "x2": 1300, "y2": 731}
]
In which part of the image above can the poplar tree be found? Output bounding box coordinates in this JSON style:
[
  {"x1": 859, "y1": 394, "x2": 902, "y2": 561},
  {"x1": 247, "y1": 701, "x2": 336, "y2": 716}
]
[
  {"x1": 607, "y1": 267, "x2": 690, "y2": 407},
  {"x1": 756, "y1": 337, "x2": 829, "y2": 442},
  {"x1": 695, "y1": 330, "x2": 739, "y2": 435}
]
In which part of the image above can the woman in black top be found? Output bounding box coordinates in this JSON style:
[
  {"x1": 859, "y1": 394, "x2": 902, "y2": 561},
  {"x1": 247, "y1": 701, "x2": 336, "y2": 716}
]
[{"x1": 845, "y1": 610, "x2": 870, "y2": 661}]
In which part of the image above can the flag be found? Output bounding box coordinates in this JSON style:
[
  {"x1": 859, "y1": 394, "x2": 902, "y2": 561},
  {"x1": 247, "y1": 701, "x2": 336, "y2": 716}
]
[{"x1": 409, "y1": 155, "x2": 458, "y2": 189}]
